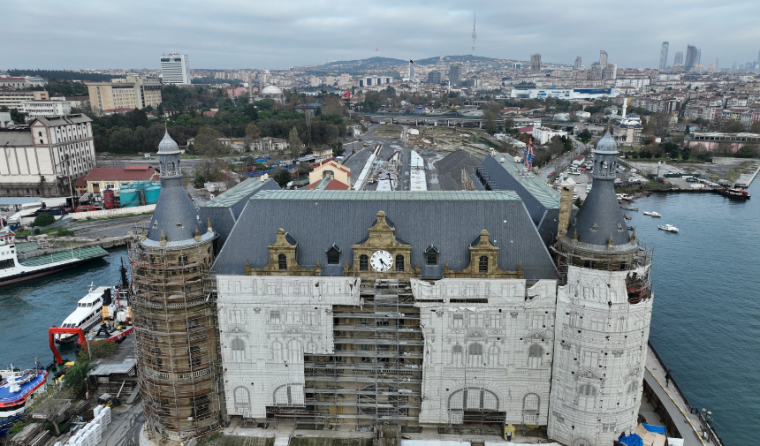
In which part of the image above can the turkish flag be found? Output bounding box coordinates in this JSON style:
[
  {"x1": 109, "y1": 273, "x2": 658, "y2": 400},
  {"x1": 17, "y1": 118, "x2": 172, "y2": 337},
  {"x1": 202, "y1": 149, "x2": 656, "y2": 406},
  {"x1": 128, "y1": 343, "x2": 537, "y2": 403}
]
[{"x1": 343, "y1": 91, "x2": 351, "y2": 98}]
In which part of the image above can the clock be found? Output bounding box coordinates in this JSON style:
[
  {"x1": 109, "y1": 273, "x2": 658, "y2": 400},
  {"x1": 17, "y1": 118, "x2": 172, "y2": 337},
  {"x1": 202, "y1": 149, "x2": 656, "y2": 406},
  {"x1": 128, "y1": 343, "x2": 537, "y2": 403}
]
[{"x1": 370, "y1": 250, "x2": 393, "y2": 272}]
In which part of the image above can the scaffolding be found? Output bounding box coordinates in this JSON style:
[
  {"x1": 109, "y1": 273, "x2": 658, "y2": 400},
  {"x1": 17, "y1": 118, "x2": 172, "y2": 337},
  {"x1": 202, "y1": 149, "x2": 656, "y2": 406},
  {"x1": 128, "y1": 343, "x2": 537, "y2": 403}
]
[
  {"x1": 127, "y1": 232, "x2": 223, "y2": 442},
  {"x1": 258, "y1": 278, "x2": 423, "y2": 434}
]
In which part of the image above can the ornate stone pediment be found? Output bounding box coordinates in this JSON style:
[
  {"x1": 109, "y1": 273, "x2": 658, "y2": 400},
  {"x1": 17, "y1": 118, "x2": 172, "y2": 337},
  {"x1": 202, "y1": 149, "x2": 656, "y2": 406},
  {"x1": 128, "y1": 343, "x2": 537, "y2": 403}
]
[
  {"x1": 247, "y1": 228, "x2": 319, "y2": 276},
  {"x1": 350, "y1": 211, "x2": 413, "y2": 278},
  {"x1": 445, "y1": 230, "x2": 522, "y2": 279}
]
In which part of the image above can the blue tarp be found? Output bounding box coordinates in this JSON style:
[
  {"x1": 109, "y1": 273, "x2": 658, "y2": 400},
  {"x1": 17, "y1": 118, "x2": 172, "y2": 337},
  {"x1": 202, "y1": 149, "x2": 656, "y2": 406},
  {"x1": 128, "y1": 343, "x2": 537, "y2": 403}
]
[
  {"x1": 617, "y1": 433, "x2": 643, "y2": 446},
  {"x1": 643, "y1": 423, "x2": 667, "y2": 434}
]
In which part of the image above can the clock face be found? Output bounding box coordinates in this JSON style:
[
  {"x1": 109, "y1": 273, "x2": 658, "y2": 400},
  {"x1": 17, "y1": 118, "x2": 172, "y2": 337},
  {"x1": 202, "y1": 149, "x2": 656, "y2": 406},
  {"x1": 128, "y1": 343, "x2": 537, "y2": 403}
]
[{"x1": 370, "y1": 250, "x2": 393, "y2": 272}]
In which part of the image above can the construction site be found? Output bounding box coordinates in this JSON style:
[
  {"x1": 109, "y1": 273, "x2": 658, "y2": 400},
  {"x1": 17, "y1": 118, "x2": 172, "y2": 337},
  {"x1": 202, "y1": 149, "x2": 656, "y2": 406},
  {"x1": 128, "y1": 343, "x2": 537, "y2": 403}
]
[{"x1": 127, "y1": 228, "x2": 224, "y2": 442}]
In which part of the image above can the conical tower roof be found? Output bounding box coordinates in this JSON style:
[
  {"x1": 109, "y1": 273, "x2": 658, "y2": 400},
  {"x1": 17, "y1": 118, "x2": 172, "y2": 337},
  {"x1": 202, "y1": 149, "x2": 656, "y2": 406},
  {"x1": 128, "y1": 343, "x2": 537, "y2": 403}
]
[
  {"x1": 158, "y1": 130, "x2": 180, "y2": 154},
  {"x1": 564, "y1": 132, "x2": 631, "y2": 248}
]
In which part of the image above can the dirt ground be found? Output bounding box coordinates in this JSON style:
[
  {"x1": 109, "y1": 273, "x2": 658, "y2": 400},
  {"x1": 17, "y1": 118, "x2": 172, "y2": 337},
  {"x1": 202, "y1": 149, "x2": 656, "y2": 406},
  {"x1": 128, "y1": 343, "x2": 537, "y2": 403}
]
[{"x1": 626, "y1": 157, "x2": 760, "y2": 182}]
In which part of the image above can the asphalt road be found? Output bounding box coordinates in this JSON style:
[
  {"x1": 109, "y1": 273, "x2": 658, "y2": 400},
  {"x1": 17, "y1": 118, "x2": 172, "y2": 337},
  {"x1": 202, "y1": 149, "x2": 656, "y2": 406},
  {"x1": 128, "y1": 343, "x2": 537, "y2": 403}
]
[{"x1": 96, "y1": 401, "x2": 144, "y2": 446}]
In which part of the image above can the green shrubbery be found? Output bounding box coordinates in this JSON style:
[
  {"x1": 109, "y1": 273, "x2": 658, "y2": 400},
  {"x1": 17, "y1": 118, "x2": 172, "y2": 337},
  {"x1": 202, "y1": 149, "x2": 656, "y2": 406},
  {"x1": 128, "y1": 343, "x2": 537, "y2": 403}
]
[{"x1": 34, "y1": 213, "x2": 55, "y2": 227}]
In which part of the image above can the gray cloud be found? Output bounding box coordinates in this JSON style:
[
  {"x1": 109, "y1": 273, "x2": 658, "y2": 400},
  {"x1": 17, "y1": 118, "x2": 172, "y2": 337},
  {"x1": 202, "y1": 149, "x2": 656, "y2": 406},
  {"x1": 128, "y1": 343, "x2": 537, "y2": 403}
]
[{"x1": 2, "y1": 0, "x2": 759, "y2": 70}]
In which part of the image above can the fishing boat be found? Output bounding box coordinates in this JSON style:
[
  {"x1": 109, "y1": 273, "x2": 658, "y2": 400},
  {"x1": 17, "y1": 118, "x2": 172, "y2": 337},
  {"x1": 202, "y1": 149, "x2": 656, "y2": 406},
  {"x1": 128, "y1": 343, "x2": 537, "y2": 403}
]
[
  {"x1": 658, "y1": 224, "x2": 679, "y2": 233},
  {"x1": 643, "y1": 211, "x2": 661, "y2": 218},
  {"x1": 0, "y1": 225, "x2": 109, "y2": 287},
  {"x1": 55, "y1": 285, "x2": 111, "y2": 344},
  {"x1": 0, "y1": 365, "x2": 49, "y2": 437},
  {"x1": 714, "y1": 186, "x2": 751, "y2": 200}
]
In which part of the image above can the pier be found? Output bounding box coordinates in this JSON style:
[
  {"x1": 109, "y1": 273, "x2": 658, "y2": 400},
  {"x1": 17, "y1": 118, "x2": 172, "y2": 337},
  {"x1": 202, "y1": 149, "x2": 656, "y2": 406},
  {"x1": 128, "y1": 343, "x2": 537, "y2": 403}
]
[
  {"x1": 644, "y1": 343, "x2": 723, "y2": 446},
  {"x1": 734, "y1": 160, "x2": 760, "y2": 188}
]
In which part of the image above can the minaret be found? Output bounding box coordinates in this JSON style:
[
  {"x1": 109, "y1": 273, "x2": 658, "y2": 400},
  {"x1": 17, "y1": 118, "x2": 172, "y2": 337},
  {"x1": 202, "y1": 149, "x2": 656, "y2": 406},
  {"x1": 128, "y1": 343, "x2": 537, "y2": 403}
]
[
  {"x1": 131, "y1": 130, "x2": 222, "y2": 442},
  {"x1": 471, "y1": 12, "x2": 477, "y2": 57},
  {"x1": 548, "y1": 133, "x2": 654, "y2": 446}
]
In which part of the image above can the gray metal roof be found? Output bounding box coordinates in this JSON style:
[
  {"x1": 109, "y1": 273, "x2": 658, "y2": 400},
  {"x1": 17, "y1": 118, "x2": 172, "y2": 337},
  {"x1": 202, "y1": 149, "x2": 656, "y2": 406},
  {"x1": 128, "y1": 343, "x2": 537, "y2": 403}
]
[
  {"x1": 0, "y1": 129, "x2": 33, "y2": 147},
  {"x1": 566, "y1": 176, "x2": 630, "y2": 246},
  {"x1": 212, "y1": 190, "x2": 557, "y2": 280},
  {"x1": 199, "y1": 177, "x2": 280, "y2": 247},
  {"x1": 32, "y1": 114, "x2": 92, "y2": 127},
  {"x1": 157, "y1": 130, "x2": 179, "y2": 154},
  {"x1": 475, "y1": 156, "x2": 567, "y2": 246},
  {"x1": 146, "y1": 177, "x2": 207, "y2": 243}
]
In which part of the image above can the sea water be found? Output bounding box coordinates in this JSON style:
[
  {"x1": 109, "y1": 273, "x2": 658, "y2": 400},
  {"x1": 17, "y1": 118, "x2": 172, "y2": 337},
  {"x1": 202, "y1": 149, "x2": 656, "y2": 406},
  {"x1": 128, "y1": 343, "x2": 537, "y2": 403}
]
[{"x1": 0, "y1": 247, "x2": 130, "y2": 367}]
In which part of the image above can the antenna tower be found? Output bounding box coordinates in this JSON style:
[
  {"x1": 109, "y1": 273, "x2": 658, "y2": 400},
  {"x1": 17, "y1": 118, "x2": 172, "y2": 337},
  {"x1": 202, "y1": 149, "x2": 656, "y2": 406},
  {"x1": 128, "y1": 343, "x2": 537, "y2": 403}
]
[{"x1": 471, "y1": 13, "x2": 477, "y2": 57}]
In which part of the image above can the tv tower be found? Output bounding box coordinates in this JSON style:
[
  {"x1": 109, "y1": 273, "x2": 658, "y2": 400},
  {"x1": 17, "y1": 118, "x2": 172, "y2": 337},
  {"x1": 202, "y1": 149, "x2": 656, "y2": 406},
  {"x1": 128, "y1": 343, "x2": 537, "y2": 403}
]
[{"x1": 471, "y1": 12, "x2": 477, "y2": 57}]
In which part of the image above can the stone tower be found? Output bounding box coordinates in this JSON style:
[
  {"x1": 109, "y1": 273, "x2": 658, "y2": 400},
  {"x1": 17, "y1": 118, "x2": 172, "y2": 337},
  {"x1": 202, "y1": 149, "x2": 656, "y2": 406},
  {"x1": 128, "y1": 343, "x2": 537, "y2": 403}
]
[
  {"x1": 547, "y1": 133, "x2": 654, "y2": 446},
  {"x1": 130, "y1": 131, "x2": 222, "y2": 442}
]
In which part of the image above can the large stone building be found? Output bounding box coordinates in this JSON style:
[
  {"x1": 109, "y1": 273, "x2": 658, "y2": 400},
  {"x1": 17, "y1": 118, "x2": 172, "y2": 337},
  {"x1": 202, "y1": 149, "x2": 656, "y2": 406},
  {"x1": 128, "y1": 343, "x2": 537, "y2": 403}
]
[
  {"x1": 87, "y1": 76, "x2": 162, "y2": 115},
  {"x1": 135, "y1": 134, "x2": 654, "y2": 446},
  {"x1": 0, "y1": 114, "x2": 96, "y2": 196},
  {"x1": 0, "y1": 90, "x2": 49, "y2": 110}
]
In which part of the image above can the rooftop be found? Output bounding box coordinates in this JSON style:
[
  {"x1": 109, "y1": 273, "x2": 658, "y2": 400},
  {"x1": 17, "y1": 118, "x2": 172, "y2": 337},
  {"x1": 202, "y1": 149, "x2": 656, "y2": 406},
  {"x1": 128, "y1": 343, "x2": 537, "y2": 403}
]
[
  {"x1": 81, "y1": 166, "x2": 158, "y2": 182},
  {"x1": 202, "y1": 177, "x2": 280, "y2": 208},
  {"x1": 482, "y1": 157, "x2": 560, "y2": 209},
  {"x1": 251, "y1": 190, "x2": 522, "y2": 202}
]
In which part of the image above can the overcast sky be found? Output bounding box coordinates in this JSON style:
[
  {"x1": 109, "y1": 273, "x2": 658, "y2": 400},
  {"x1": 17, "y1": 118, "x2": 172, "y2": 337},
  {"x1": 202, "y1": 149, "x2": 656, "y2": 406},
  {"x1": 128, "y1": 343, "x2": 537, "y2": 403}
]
[{"x1": 3, "y1": 0, "x2": 759, "y2": 71}]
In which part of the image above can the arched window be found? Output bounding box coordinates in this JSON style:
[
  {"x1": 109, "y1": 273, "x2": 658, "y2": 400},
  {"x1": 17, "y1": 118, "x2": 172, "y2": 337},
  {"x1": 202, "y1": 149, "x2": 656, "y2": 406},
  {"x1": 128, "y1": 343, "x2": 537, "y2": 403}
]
[
  {"x1": 452, "y1": 344, "x2": 463, "y2": 365},
  {"x1": 468, "y1": 343, "x2": 483, "y2": 366},
  {"x1": 479, "y1": 256, "x2": 489, "y2": 273},
  {"x1": 153, "y1": 347, "x2": 163, "y2": 368},
  {"x1": 271, "y1": 341, "x2": 283, "y2": 363},
  {"x1": 528, "y1": 344, "x2": 543, "y2": 369},
  {"x1": 326, "y1": 244, "x2": 340, "y2": 265},
  {"x1": 359, "y1": 255, "x2": 369, "y2": 271},
  {"x1": 523, "y1": 393, "x2": 540, "y2": 425},
  {"x1": 395, "y1": 255, "x2": 404, "y2": 271},
  {"x1": 188, "y1": 345, "x2": 201, "y2": 368},
  {"x1": 488, "y1": 345, "x2": 499, "y2": 366},
  {"x1": 234, "y1": 386, "x2": 251, "y2": 411},
  {"x1": 287, "y1": 339, "x2": 302, "y2": 364},
  {"x1": 231, "y1": 338, "x2": 245, "y2": 362},
  {"x1": 169, "y1": 161, "x2": 175, "y2": 173},
  {"x1": 578, "y1": 384, "x2": 597, "y2": 410},
  {"x1": 278, "y1": 254, "x2": 287, "y2": 270}
]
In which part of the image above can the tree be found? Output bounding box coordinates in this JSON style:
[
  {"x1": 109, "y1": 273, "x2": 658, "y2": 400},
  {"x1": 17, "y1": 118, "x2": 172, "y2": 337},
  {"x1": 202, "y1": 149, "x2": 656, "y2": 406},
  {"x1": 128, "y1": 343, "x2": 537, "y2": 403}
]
[
  {"x1": 736, "y1": 145, "x2": 758, "y2": 158},
  {"x1": 721, "y1": 120, "x2": 745, "y2": 133},
  {"x1": 681, "y1": 146, "x2": 691, "y2": 160},
  {"x1": 577, "y1": 129, "x2": 593, "y2": 144},
  {"x1": 245, "y1": 123, "x2": 261, "y2": 149},
  {"x1": 194, "y1": 127, "x2": 225, "y2": 158},
  {"x1": 288, "y1": 126, "x2": 303, "y2": 159},
  {"x1": 272, "y1": 167, "x2": 292, "y2": 187},
  {"x1": 482, "y1": 101, "x2": 502, "y2": 134},
  {"x1": 751, "y1": 121, "x2": 760, "y2": 134},
  {"x1": 34, "y1": 213, "x2": 55, "y2": 227},
  {"x1": 646, "y1": 113, "x2": 672, "y2": 138}
]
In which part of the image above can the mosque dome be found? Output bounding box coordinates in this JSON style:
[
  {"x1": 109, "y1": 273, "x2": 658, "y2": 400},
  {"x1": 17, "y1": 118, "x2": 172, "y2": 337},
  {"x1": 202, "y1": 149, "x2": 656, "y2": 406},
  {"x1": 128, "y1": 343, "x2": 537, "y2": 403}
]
[
  {"x1": 261, "y1": 85, "x2": 284, "y2": 95},
  {"x1": 595, "y1": 131, "x2": 618, "y2": 154},
  {"x1": 158, "y1": 130, "x2": 180, "y2": 153}
]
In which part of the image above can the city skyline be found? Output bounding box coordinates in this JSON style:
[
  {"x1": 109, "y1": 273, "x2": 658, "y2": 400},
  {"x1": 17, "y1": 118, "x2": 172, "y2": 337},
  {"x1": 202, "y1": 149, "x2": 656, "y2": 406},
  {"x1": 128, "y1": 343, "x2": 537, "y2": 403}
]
[{"x1": 2, "y1": 0, "x2": 760, "y2": 70}]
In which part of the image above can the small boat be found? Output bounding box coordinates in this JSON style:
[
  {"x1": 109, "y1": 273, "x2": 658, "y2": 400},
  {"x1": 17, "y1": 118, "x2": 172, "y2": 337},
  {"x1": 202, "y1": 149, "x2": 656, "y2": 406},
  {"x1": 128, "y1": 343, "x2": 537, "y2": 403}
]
[
  {"x1": 643, "y1": 211, "x2": 661, "y2": 218},
  {"x1": 715, "y1": 186, "x2": 751, "y2": 200},
  {"x1": 624, "y1": 214, "x2": 632, "y2": 220},
  {"x1": 55, "y1": 285, "x2": 111, "y2": 344},
  {"x1": 621, "y1": 206, "x2": 638, "y2": 211},
  {"x1": 658, "y1": 224, "x2": 679, "y2": 233},
  {"x1": 616, "y1": 193, "x2": 633, "y2": 201}
]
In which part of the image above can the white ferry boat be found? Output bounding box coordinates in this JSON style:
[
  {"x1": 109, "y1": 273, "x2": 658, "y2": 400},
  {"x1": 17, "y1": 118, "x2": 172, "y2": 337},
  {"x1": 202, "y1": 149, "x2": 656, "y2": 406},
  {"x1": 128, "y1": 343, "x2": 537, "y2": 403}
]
[
  {"x1": 0, "y1": 225, "x2": 109, "y2": 287},
  {"x1": 55, "y1": 285, "x2": 111, "y2": 343}
]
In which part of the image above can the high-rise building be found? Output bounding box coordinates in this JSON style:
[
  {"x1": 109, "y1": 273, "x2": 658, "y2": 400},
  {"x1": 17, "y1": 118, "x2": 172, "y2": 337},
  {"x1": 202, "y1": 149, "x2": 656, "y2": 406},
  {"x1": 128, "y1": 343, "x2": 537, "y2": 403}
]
[
  {"x1": 602, "y1": 63, "x2": 617, "y2": 80},
  {"x1": 160, "y1": 53, "x2": 191, "y2": 84},
  {"x1": 587, "y1": 65, "x2": 603, "y2": 80},
  {"x1": 574, "y1": 56, "x2": 582, "y2": 70},
  {"x1": 408, "y1": 60, "x2": 419, "y2": 83},
  {"x1": 530, "y1": 54, "x2": 542, "y2": 73},
  {"x1": 599, "y1": 50, "x2": 608, "y2": 67},
  {"x1": 659, "y1": 42, "x2": 669, "y2": 70},
  {"x1": 87, "y1": 76, "x2": 162, "y2": 115},
  {"x1": 130, "y1": 131, "x2": 221, "y2": 442},
  {"x1": 449, "y1": 64, "x2": 462, "y2": 87},
  {"x1": 427, "y1": 70, "x2": 442, "y2": 84},
  {"x1": 684, "y1": 45, "x2": 699, "y2": 71},
  {"x1": 674, "y1": 52, "x2": 684, "y2": 66}
]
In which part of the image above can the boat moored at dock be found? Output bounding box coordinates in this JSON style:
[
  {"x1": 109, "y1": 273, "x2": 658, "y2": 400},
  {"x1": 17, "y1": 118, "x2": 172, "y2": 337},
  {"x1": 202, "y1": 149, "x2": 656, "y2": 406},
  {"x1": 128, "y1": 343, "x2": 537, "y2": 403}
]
[
  {"x1": 715, "y1": 186, "x2": 751, "y2": 200},
  {"x1": 55, "y1": 285, "x2": 111, "y2": 343},
  {"x1": 0, "y1": 226, "x2": 109, "y2": 287}
]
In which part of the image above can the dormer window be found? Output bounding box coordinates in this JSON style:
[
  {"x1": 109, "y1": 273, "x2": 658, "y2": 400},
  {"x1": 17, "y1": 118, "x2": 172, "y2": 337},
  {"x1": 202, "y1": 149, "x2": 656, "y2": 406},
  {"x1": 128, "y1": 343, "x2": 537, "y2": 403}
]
[
  {"x1": 424, "y1": 245, "x2": 439, "y2": 266},
  {"x1": 326, "y1": 244, "x2": 341, "y2": 265}
]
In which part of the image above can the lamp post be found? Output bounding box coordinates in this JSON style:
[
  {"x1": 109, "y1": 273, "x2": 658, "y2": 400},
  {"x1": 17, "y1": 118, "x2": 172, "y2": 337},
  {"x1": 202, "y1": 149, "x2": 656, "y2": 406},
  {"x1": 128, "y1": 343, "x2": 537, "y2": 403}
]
[{"x1": 700, "y1": 408, "x2": 714, "y2": 441}]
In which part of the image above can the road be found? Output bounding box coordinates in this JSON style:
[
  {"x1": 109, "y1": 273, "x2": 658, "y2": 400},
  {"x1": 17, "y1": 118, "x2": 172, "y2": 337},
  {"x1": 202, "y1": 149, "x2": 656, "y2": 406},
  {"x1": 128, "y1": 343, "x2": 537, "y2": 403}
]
[{"x1": 97, "y1": 401, "x2": 144, "y2": 446}]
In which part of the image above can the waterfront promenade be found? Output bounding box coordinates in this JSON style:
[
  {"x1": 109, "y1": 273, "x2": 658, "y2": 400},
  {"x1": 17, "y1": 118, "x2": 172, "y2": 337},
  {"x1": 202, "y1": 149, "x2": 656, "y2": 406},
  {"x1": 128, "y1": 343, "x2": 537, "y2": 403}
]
[{"x1": 645, "y1": 346, "x2": 723, "y2": 446}]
